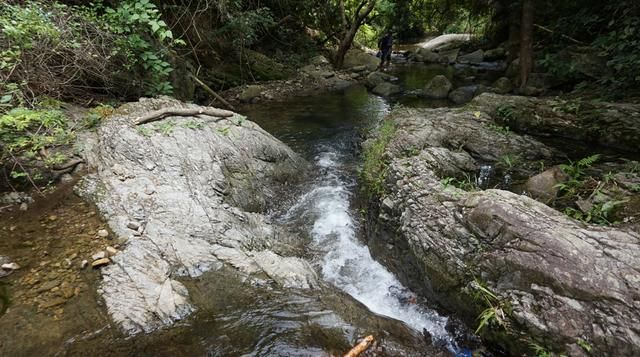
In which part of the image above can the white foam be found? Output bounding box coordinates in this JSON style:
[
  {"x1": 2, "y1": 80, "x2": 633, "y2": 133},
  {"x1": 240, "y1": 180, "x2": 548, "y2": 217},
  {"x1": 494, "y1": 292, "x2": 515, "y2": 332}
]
[{"x1": 283, "y1": 148, "x2": 457, "y2": 350}]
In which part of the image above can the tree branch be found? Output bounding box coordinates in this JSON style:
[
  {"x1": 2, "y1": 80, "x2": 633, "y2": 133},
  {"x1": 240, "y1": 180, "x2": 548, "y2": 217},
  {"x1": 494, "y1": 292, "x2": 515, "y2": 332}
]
[{"x1": 135, "y1": 107, "x2": 234, "y2": 125}]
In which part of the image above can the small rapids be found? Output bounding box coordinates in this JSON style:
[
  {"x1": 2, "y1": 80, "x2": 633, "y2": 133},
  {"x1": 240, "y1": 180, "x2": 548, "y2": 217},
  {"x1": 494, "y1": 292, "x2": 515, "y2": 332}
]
[{"x1": 280, "y1": 143, "x2": 458, "y2": 352}]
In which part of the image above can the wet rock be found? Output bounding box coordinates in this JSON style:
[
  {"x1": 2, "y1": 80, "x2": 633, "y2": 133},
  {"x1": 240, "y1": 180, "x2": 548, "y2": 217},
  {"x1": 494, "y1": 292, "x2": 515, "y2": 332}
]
[
  {"x1": 372, "y1": 82, "x2": 402, "y2": 97},
  {"x1": 238, "y1": 85, "x2": 264, "y2": 102},
  {"x1": 97, "y1": 229, "x2": 109, "y2": 238},
  {"x1": 418, "y1": 34, "x2": 471, "y2": 52},
  {"x1": 1, "y1": 262, "x2": 20, "y2": 271},
  {"x1": 365, "y1": 71, "x2": 396, "y2": 89},
  {"x1": 483, "y1": 47, "x2": 506, "y2": 61},
  {"x1": 524, "y1": 166, "x2": 568, "y2": 202},
  {"x1": 458, "y1": 49, "x2": 484, "y2": 63},
  {"x1": 423, "y1": 75, "x2": 452, "y2": 99},
  {"x1": 365, "y1": 103, "x2": 640, "y2": 356},
  {"x1": 40, "y1": 297, "x2": 67, "y2": 309},
  {"x1": 36, "y1": 280, "x2": 61, "y2": 293},
  {"x1": 252, "y1": 250, "x2": 319, "y2": 289},
  {"x1": 105, "y1": 246, "x2": 118, "y2": 256},
  {"x1": 448, "y1": 85, "x2": 477, "y2": 104},
  {"x1": 75, "y1": 97, "x2": 310, "y2": 335},
  {"x1": 491, "y1": 77, "x2": 513, "y2": 95},
  {"x1": 91, "y1": 258, "x2": 110, "y2": 268},
  {"x1": 91, "y1": 251, "x2": 106, "y2": 261}
]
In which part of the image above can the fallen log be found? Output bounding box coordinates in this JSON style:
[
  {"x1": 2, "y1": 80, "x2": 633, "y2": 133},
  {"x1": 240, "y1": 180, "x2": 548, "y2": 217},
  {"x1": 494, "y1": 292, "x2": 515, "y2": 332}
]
[
  {"x1": 135, "y1": 107, "x2": 234, "y2": 125},
  {"x1": 53, "y1": 158, "x2": 84, "y2": 171},
  {"x1": 344, "y1": 335, "x2": 375, "y2": 357}
]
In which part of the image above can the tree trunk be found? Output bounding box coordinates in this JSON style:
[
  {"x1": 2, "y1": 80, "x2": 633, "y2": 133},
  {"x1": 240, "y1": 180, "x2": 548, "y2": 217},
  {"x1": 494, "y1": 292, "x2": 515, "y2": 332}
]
[
  {"x1": 334, "y1": 0, "x2": 377, "y2": 69},
  {"x1": 519, "y1": 0, "x2": 534, "y2": 89}
]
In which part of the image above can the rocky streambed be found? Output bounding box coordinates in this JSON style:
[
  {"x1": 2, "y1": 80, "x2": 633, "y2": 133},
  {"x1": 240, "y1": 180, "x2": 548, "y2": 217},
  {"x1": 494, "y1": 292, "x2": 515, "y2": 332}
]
[{"x1": 362, "y1": 92, "x2": 640, "y2": 356}]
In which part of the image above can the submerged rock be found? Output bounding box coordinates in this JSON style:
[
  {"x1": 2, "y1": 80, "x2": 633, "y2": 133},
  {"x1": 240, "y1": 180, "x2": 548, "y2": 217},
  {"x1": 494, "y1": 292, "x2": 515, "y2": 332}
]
[
  {"x1": 76, "y1": 97, "x2": 313, "y2": 334},
  {"x1": 364, "y1": 104, "x2": 640, "y2": 356},
  {"x1": 372, "y1": 82, "x2": 402, "y2": 97}
]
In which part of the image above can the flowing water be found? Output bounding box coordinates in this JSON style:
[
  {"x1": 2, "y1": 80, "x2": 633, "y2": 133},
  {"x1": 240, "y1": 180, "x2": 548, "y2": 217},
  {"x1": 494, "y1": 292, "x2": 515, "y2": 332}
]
[
  {"x1": 1, "y1": 68, "x2": 474, "y2": 356},
  {"x1": 242, "y1": 83, "x2": 462, "y2": 354}
]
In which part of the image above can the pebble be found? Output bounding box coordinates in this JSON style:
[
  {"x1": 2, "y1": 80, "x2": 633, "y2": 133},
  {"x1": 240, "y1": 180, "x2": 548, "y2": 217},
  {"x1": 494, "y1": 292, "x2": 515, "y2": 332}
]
[
  {"x1": 105, "y1": 246, "x2": 117, "y2": 256},
  {"x1": 97, "y1": 229, "x2": 109, "y2": 238},
  {"x1": 49, "y1": 215, "x2": 58, "y2": 221},
  {"x1": 60, "y1": 173, "x2": 74, "y2": 183},
  {"x1": 40, "y1": 297, "x2": 67, "y2": 309},
  {"x1": 127, "y1": 221, "x2": 140, "y2": 230},
  {"x1": 91, "y1": 258, "x2": 110, "y2": 268},
  {"x1": 91, "y1": 251, "x2": 106, "y2": 260},
  {"x1": 36, "y1": 280, "x2": 61, "y2": 293},
  {"x1": 19, "y1": 202, "x2": 28, "y2": 211},
  {"x1": 80, "y1": 260, "x2": 88, "y2": 269},
  {"x1": 1, "y1": 262, "x2": 20, "y2": 270}
]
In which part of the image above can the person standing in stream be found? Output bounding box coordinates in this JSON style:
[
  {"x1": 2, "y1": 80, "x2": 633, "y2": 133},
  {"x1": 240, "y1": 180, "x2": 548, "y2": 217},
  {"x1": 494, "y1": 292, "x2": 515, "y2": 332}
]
[{"x1": 377, "y1": 31, "x2": 393, "y2": 70}]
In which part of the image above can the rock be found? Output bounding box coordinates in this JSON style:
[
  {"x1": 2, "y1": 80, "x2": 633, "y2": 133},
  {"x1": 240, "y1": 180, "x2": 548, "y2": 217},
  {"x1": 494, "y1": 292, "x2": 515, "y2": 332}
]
[
  {"x1": 1, "y1": 262, "x2": 20, "y2": 270},
  {"x1": 423, "y1": 75, "x2": 452, "y2": 99},
  {"x1": 492, "y1": 77, "x2": 513, "y2": 94},
  {"x1": 106, "y1": 246, "x2": 118, "y2": 256},
  {"x1": 524, "y1": 166, "x2": 569, "y2": 202},
  {"x1": 473, "y1": 92, "x2": 640, "y2": 153},
  {"x1": 97, "y1": 229, "x2": 109, "y2": 238},
  {"x1": 364, "y1": 103, "x2": 639, "y2": 356},
  {"x1": 483, "y1": 47, "x2": 506, "y2": 61},
  {"x1": 372, "y1": 82, "x2": 402, "y2": 97},
  {"x1": 91, "y1": 258, "x2": 110, "y2": 268},
  {"x1": 506, "y1": 58, "x2": 520, "y2": 78},
  {"x1": 238, "y1": 85, "x2": 264, "y2": 102},
  {"x1": 416, "y1": 48, "x2": 441, "y2": 63},
  {"x1": 351, "y1": 65, "x2": 368, "y2": 73},
  {"x1": 448, "y1": 85, "x2": 478, "y2": 104},
  {"x1": 48, "y1": 215, "x2": 57, "y2": 221},
  {"x1": 40, "y1": 297, "x2": 67, "y2": 309},
  {"x1": 458, "y1": 49, "x2": 484, "y2": 63},
  {"x1": 518, "y1": 86, "x2": 543, "y2": 96},
  {"x1": 19, "y1": 202, "x2": 28, "y2": 211},
  {"x1": 418, "y1": 34, "x2": 471, "y2": 52},
  {"x1": 252, "y1": 251, "x2": 319, "y2": 289},
  {"x1": 365, "y1": 71, "x2": 396, "y2": 89},
  {"x1": 91, "y1": 251, "x2": 106, "y2": 261},
  {"x1": 309, "y1": 55, "x2": 330, "y2": 66},
  {"x1": 80, "y1": 260, "x2": 89, "y2": 269},
  {"x1": 322, "y1": 71, "x2": 335, "y2": 79},
  {"x1": 437, "y1": 48, "x2": 460, "y2": 64},
  {"x1": 343, "y1": 49, "x2": 379, "y2": 71},
  {"x1": 75, "y1": 97, "x2": 311, "y2": 335},
  {"x1": 60, "y1": 173, "x2": 74, "y2": 183},
  {"x1": 126, "y1": 221, "x2": 140, "y2": 230},
  {"x1": 36, "y1": 280, "x2": 61, "y2": 293}
]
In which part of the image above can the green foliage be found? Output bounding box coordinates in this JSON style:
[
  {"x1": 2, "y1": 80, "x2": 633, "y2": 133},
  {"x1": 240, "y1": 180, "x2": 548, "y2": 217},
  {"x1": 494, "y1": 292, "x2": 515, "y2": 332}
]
[
  {"x1": 538, "y1": 53, "x2": 579, "y2": 82},
  {"x1": 103, "y1": 0, "x2": 180, "y2": 95},
  {"x1": 153, "y1": 121, "x2": 175, "y2": 136},
  {"x1": 0, "y1": 108, "x2": 71, "y2": 157},
  {"x1": 498, "y1": 154, "x2": 520, "y2": 171},
  {"x1": 181, "y1": 120, "x2": 204, "y2": 130},
  {"x1": 529, "y1": 342, "x2": 553, "y2": 357},
  {"x1": 471, "y1": 278, "x2": 507, "y2": 334},
  {"x1": 83, "y1": 104, "x2": 114, "y2": 129},
  {"x1": 495, "y1": 104, "x2": 516, "y2": 122},
  {"x1": 577, "y1": 339, "x2": 593, "y2": 353},
  {"x1": 361, "y1": 119, "x2": 396, "y2": 197},
  {"x1": 487, "y1": 123, "x2": 511, "y2": 135}
]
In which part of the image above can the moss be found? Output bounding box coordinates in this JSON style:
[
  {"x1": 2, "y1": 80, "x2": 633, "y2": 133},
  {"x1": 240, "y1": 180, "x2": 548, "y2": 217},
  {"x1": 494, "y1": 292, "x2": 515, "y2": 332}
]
[{"x1": 360, "y1": 119, "x2": 396, "y2": 198}]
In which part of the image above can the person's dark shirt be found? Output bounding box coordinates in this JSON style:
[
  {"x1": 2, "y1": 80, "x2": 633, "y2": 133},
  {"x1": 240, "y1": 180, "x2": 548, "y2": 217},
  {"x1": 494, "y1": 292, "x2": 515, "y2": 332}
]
[{"x1": 378, "y1": 34, "x2": 393, "y2": 50}]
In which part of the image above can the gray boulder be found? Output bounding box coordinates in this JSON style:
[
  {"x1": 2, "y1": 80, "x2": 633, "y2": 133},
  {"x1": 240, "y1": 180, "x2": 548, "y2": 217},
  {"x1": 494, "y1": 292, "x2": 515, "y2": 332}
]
[
  {"x1": 473, "y1": 92, "x2": 640, "y2": 153},
  {"x1": 423, "y1": 75, "x2": 452, "y2": 99},
  {"x1": 365, "y1": 71, "x2": 396, "y2": 89},
  {"x1": 448, "y1": 85, "x2": 477, "y2": 104},
  {"x1": 364, "y1": 104, "x2": 640, "y2": 356},
  {"x1": 372, "y1": 82, "x2": 402, "y2": 97},
  {"x1": 437, "y1": 48, "x2": 460, "y2": 63},
  {"x1": 458, "y1": 49, "x2": 484, "y2": 63},
  {"x1": 492, "y1": 77, "x2": 513, "y2": 94},
  {"x1": 238, "y1": 85, "x2": 264, "y2": 102},
  {"x1": 76, "y1": 97, "x2": 316, "y2": 335},
  {"x1": 416, "y1": 48, "x2": 441, "y2": 63},
  {"x1": 343, "y1": 49, "x2": 379, "y2": 71},
  {"x1": 484, "y1": 47, "x2": 506, "y2": 61},
  {"x1": 524, "y1": 166, "x2": 568, "y2": 202}
]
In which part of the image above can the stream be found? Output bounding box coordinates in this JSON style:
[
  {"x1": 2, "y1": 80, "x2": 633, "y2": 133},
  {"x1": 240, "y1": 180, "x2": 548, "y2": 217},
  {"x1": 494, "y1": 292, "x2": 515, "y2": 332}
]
[{"x1": 0, "y1": 66, "x2": 478, "y2": 356}]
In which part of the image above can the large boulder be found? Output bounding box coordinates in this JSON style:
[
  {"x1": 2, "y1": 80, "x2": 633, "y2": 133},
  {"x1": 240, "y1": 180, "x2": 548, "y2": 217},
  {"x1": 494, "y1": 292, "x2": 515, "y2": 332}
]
[
  {"x1": 238, "y1": 85, "x2": 264, "y2": 102},
  {"x1": 418, "y1": 34, "x2": 471, "y2": 52},
  {"x1": 365, "y1": 71, "x2": 396, "y2": 89},
  {"x1": 448, "y1": 85, "x2": 478, "y2": 104},
  {"x1": 343, "y1": 49, "x2": 379, "y2": 71},
  {"x1": 363, "y1": 105, "x2": 640, "y2": 356},
  {"x1": 416, "y1": 48, "x2": 441, "y2": 63},
  {"x1": 473, "y1": 92, "x2": 640, "y2": 153},
  {"x1": 458, "y1": 49, "x2": 484, "y2": 63},
  {"x1": 372, "y1": 82, "x2": 402, "y2": 97},
  {"x1": 491, "y1": 77, "x2": 513, "y2": 94},
  {"x1": 483, "y1": 47, "x2": 506, "y2": 61},
  {"x1": 423, "y1": 75, "x2": 453, "y2": 99},
  {"x1": 76, "y1": 97, "x2": 317, "y2": 335}
]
